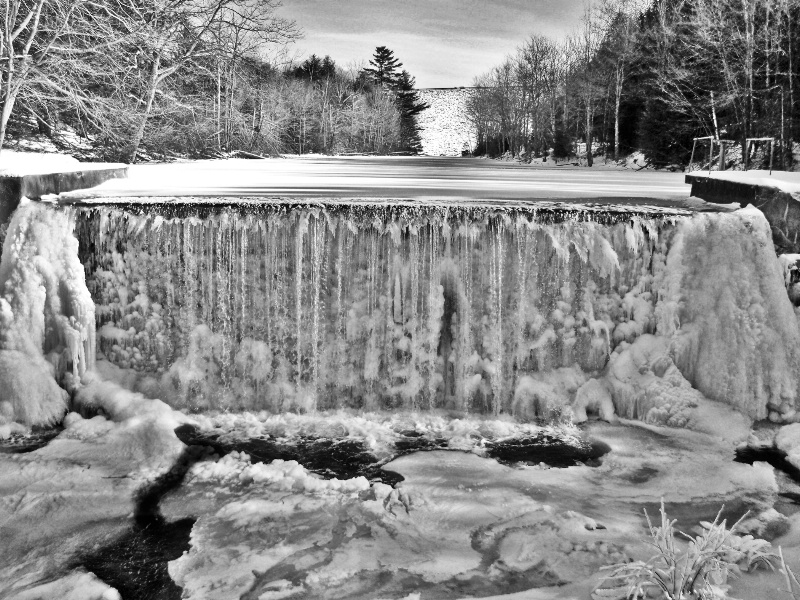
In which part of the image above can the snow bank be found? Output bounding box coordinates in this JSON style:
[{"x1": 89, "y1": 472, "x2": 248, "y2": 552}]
[
  {"x1": 5, "y1": 570, "x2": 119, "y2": 600},
  {"x1": 0, "y1": 151, "x2": 80, "y2": 176},
  {"x1": 0, "y1": 201, "x2": 95, "y2": 426},
  {"x1": 164, "y1": 420, "x2": 777, "y2": 600},
  {"x1": 188, "y1": 451, "x2": 370, "y2": 495},
  {"x1": 0, "y1": 387, "x2": 186, "y2": 594},
  {"x1": 75, "y1": 370, "x2": 186, "y2": 428}
]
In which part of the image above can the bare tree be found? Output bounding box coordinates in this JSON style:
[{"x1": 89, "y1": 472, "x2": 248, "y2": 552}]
[
  {"x1": 0, "y1": 0, "x2": 112, "y2": 152},
  {"x1": 597, "y1": 0, "x2": 639, "y2": 159},
  {"x1": 124, "y1": 0, "x2": 297, "y2": 162},
  {"x1": 571, "y1": 5, "x2": 603, "y2": 167}
]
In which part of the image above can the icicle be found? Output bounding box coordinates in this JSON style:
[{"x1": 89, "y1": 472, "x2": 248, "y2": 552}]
[{"x1": 69, "y1": 204, "x2": 720, "y2": 421}]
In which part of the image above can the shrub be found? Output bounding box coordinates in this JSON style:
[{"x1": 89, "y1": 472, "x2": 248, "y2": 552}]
[{"x1": 593, "y1": 501, "x2": 775, "y2": 600}]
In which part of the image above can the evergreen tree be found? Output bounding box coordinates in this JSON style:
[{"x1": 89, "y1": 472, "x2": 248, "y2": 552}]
[
  {"x1": 292, "y1": 54, "x2": 337, "y2": 82},
  {"x1": 396, "y1": 70, "x2": 429, "y2": 153},
  {"x1": 364, "y1": 46, "x2": 403, "y2": 88}
]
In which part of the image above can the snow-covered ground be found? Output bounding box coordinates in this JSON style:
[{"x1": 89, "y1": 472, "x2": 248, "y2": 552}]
[
  {"x1": 0, "y1": 150, "x2": 125, "y2": 177},
  {"x1": 0, "y1": 402, "x2": 793, "y2": 600},
  {"x1": 0, "y1": 151, "x2": 82, "y2": 176}
]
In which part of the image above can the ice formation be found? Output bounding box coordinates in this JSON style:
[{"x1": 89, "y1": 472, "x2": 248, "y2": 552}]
[
  {"x1": 0, "y1": 201, "x2": 95, "y2": 427},
  {"x1": 75, "y1": 204, "x2": 677, "y2": 416},
  {"x1": 661, "y1": 207, "x2": 800, "y2": 421},
  {"x1": 64, "y1": 202, "x2": 799, "y2": 426},
  {"x1": 161, "y1": 422, "x2": 777, "y2": 600},
  {"x1": 0, "y1": 197, "x2": 796, "y2": 428}
]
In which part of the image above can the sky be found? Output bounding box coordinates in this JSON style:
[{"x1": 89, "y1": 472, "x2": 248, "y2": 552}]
[{"x1": 276, "y1": 0, "x2": 586, "y2": 88}]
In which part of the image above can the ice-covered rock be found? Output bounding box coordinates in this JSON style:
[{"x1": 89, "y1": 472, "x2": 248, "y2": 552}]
[
  {"x1": 0, "y1": 201, "x2": 95, "y2": 426},
  {"x1": 573, "y1": 378, "x2": 615, "y2": 423},
  {"x1": 776, "y1": 423, "x2": 800, "y2": 471},
  {"x1": 664, "y1": 207, "x2": 800, "y2": 420}
]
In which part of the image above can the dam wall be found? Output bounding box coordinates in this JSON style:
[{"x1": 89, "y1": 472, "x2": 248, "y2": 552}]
[{"x1": 417, "y1": 88, "x2": 477, "y2": 157}]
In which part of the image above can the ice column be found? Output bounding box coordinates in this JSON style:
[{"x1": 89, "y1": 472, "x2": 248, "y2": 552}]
[{"x1": 0, "y1": 201, "x2": 95, "y2": 426}]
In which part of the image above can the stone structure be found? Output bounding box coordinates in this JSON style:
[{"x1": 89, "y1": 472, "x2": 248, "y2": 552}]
[
  {"x1": 417, "y1": 88, "x2": 477, "y2": 157},
  {"x1": 0, "y1": 164, "x2": 127, "y2": 233},
  {"x1": 685, "y1": 171, "x2": 800, "y2": 254}
]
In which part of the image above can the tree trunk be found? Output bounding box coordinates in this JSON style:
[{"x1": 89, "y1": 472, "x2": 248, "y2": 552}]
[
  {"x1": 0, "y1": 54, "x2": 20, "y2": 155},
  {"x1": 216, "y1": 63, "x2": 222, "y2": 150},
  {"x1": 0, "y1": 92, "x2": 17, "y2": 154},
  {"x1": 614, "y1": 69, "x2": 622, "y2": 161},
  {"x1": 128, "y1": 55, "x2": 161, "y2": 164},
  {"x1": 586, "y1": 102, "x2": 593, "y2": 167}
]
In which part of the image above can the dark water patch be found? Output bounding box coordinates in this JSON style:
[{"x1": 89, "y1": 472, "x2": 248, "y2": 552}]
[
  {"x1": 79, "y1": 517, "x2": 194, "y2": 600},
  {"x1": 175, "y1": 424, "x2": 403, "y2": 486},
  {"x1": 0, "y1": 426, "x2": 63, "y2": 454},
  {"x1": 76, "y1": 447, "x2": 204, "y2": 600},
  {"x1": 486, "y1": 435, "x2": 610, "y2": 468},
  {"x1": 781, "y1": 491, "x2": 800, "y2": 503},
  {"x1": 393, "y1": 431, "x2": 450, "y2": 454},
  {"x1": 176, "y1": 425, "x2": 606, "y2": 488},
  {"x1": 735, "y1": 446, "x2": 800, "y2": 482}
]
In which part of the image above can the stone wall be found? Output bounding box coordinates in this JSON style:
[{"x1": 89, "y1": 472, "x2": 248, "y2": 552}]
[
  {"x1": 417, "y1": 88, "x2": 477, "y2": 157},
  {"x1": 686, "y1": 172, "x2": 800, "y2": 254}
]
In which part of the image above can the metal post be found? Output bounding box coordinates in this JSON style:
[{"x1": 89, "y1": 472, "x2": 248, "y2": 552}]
[
  {"x1": 770, "y1": 139, "x2": 774, "y2": 174},
  {"x1": 782, "y1": 88, "x2": 786, "y2": 171},
  {"x1": 744, "y1": 139, "x2": 749, "y2": 171},
  {"x1": 719, "y1": 142, "x2": 727, "y2": 171},
  {"x1": 708, "y1": 139, "x2": 712, "y2": 173}
]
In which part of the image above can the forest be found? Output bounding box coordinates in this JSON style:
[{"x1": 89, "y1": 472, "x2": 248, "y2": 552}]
[
  {"x1": 0, "y1": 0, "x2": 425, "y2": 160},
  {"x1": 469, "y1": 0, "x2": 800, "y2": 168},
  {"x1": 3, "y1": 0, "x2": 797, "y2": 167}
]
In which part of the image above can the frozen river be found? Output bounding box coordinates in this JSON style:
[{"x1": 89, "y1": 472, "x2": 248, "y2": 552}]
[{"x1": 58, "y1": 155, "x2": 692, "y2": 205}]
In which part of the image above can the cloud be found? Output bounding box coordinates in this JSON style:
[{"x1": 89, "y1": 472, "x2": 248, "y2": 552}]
[{"x1": 278, "y1": 0, "x2": 584, "y2": 87}]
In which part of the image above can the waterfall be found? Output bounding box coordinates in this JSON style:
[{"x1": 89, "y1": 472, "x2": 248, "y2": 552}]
[
  {"x1": 75, "y1": 202, "x2": 684, "y2": 417},
  {"x1": 0, "y1": 197, "x2": 794, "y2": 427}
]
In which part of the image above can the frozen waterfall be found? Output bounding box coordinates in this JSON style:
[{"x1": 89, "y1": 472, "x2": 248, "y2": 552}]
[
  {"x1": 66, "y1": 201, "x2": 800, "y2": 424},
  {"x1": 0, "y1": 198, "x2": 796, "y2": 428}
]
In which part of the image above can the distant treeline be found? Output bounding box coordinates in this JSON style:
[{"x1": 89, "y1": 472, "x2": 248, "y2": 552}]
[
  {"x1": 0, "y1": 0, "x2": 425, "y2": 161},
  {"x1": 469, "y1": 0, "x2": 800, "y2": 167}
]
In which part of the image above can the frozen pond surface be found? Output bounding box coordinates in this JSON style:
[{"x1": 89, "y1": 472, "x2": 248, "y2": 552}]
[{"x1": 56, "y1": 156, "x2": 692, "y2": 205}]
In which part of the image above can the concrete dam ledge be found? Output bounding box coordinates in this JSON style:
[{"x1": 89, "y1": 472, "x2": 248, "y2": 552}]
[
  {"x1": 0, "y1": 163, "x2": 128, "y2": 226},
  {"x1": 61, "y1": 196, "x2": 694, "y2": 222},
  {"x1": 686, "y1": 170, "x2": 800, "y2": 253}
]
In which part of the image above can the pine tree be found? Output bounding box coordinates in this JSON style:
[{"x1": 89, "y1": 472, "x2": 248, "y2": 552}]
[
  {"x1": 396, "y1": 70, "x2": 429, "y2": 153},
  {"x1": 292, "y1": 55, "x2": 336, "y2": 82},
  {"x1": 364, "y1": 46, "x2": 403, "y2": 88}
]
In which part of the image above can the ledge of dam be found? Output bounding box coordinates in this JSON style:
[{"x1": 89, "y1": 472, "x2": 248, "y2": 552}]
[
  {"x1": 686, "y1": 170, "x2": 800, "y2": 253},
  {"x1": 0, "y1": 163, "x2": 127, "y2": 228}
]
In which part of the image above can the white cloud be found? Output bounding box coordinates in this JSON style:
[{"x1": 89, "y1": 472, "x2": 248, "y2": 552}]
[{"x1": 278, "y1": 0, "x2": 584, "y2": 87}]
